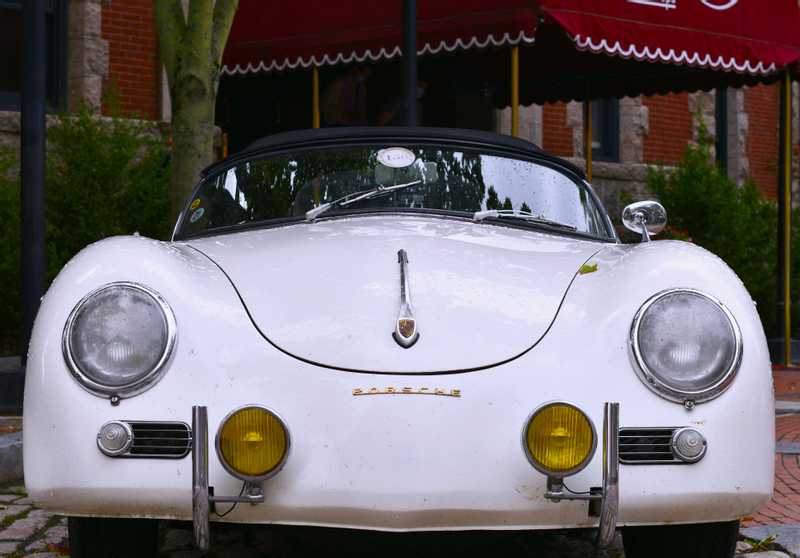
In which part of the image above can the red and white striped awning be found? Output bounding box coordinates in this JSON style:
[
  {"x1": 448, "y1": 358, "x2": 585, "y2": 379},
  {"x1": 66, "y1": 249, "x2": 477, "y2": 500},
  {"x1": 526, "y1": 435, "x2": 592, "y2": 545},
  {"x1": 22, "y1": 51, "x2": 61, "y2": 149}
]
[
  {"x1": 222, "y1": 0, "x2": 539, "y2": 75},
  {"x1": 540, "y1": 0, "x2": 800, "y2": 76},
  {"x1": 221, "y1": 0, "x2": 800, "y2": 103}
]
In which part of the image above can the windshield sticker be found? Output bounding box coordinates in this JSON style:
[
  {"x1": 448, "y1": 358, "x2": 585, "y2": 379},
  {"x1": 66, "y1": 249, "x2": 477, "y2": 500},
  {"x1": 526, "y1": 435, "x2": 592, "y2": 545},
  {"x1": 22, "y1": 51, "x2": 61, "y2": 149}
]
[
  {"x1": 189, "y1": 198, "x2": 201, "y2": 211},
  {"x1": 189, "y1": 207, "x2": 205, "y2": 223},
  {"x1": 377, "y1": 147, "x2": 416, "y2": 168}
]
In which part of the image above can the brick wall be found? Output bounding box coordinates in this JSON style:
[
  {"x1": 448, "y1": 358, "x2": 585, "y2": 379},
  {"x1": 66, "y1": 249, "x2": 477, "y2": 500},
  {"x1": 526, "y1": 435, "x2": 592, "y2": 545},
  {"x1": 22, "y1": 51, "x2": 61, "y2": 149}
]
[
  {"x1": 101, "y1": 0, "x2": 160, "y2": 120},
  {"x1": 642, "y1": 92, "x2": 692, "y2": 164},
  {"x1": 746, "y1": 83, "x2": 780, "y2": 199},
  {"x1": 542, "y1": 102, "x2": 572, "y2": 157}
]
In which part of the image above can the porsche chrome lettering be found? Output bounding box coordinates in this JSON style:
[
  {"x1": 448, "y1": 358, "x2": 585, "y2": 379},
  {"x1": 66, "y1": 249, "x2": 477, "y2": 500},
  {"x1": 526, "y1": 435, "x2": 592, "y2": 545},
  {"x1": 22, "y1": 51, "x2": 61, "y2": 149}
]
[{"x1": 352, "y1": 386, "x2": 461, "y2": 397}]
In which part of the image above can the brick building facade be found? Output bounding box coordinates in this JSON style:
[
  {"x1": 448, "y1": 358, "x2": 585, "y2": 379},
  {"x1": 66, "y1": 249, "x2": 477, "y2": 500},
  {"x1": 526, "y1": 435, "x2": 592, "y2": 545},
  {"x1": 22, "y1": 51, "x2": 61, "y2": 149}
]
[{"x1": 1, "y1": 1, "x2": 795, "y2": 214}]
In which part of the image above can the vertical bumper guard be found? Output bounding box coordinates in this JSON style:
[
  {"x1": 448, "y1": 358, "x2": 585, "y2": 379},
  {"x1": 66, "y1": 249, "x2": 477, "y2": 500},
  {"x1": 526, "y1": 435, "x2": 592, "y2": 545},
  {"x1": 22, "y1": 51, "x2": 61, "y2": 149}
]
[
  {"x1": 192, "y1": 406, "x2": 210, "y2": 552},
  {"x1": 192, "y1": 405, "x2": 266, "y2": 552},
  {"x1": 193, "y1": 403, "x2": 619, "y2": 551},
  {"x1": 597, "y1": 402, "x2": 620, "y2": 547},
  {"x1": 544, "y1": 402, "x2": 620, "y2": 549}
]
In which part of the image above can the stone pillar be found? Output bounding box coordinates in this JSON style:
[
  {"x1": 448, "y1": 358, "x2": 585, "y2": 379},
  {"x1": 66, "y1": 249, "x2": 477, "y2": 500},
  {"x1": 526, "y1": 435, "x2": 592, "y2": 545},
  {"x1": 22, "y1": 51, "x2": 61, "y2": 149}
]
[
  {"x1": 566, "y1": 97, "x2": 648, "y2": 163},
  {"x1": 566, "y1": 101, "x2": 584, "y2": 157},
  {"x1": 494, "y1": 104, "x2": 543, "y2": 145},
  {"x1": 67, "y1": 0, "x2": 108, "y2": 113},
  {"x1": 688, "y1": 90, "x2": 716, "y2": 149},
  {"x1": 619, "y1": 97, "x2": 649, "y2": 164},
  {"x1": 727, "y1": 88, "x2": 750, "y2": 186}
]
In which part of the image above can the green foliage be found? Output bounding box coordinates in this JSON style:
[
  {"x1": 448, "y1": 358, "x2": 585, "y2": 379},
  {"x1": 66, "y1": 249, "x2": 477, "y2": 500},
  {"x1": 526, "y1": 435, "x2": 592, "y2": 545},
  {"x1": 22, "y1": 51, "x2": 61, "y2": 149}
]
[
  {"x1": 0, "y1": 109, "x2": 171, "y2": 353},
  {"x1": 646, "y1": 125, "x2": 783, "y2": 336}
]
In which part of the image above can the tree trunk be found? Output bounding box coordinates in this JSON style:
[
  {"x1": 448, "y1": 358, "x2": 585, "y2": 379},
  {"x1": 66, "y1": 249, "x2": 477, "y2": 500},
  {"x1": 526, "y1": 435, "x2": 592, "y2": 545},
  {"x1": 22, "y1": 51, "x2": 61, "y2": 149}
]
[
  {"x1": 154, "y1": 0, "x2": 239, "y2": 219},
  {"x1": 170, "y1": 84, "x2": 215, "y2": 215}
]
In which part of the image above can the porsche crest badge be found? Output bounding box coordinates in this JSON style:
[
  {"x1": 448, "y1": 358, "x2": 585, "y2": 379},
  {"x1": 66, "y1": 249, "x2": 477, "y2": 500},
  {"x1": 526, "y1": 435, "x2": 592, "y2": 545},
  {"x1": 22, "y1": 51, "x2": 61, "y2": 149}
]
[{"x1": 393, "y1": 249, "x2": 420, "y2": 348}]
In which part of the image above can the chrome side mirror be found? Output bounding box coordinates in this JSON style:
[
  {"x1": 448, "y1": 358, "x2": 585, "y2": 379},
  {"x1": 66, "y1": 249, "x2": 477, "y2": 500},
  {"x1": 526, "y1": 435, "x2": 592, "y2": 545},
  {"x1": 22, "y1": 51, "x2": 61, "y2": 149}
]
[{"x1": 622, "y1": 201, "x2": 667, "y2": 242}]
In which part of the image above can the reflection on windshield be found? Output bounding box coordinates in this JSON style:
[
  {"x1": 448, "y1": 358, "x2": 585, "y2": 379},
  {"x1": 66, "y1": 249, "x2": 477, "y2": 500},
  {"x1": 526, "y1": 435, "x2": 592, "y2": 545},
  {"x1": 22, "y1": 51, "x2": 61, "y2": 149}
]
[{"x1": 178, "y1": 146, "x2": 610, "y2": 239}]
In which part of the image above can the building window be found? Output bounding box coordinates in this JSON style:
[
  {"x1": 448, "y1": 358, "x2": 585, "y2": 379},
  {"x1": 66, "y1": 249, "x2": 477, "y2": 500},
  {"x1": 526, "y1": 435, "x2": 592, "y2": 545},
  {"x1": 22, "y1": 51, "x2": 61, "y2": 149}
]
[
  {"x1": 0, "y1": 0, "x2": 68, "y2": 111},
  {"x1": 715, "y1": 88, "x2": 728, "y2": 174},
  {"x1": 591, "y1": 98, "x2": 620, "y2": 162}
]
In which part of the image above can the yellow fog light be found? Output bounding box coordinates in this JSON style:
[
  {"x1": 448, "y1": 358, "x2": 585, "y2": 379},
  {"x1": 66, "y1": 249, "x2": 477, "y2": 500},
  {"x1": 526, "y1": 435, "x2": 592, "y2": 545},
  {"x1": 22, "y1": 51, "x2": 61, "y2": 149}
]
[
  {"x1": 215, "y1": 406, "x2": 289, "y2": 481},
  {"x1": 523, "y1": 402, "x2": 596, "y2": 477}
]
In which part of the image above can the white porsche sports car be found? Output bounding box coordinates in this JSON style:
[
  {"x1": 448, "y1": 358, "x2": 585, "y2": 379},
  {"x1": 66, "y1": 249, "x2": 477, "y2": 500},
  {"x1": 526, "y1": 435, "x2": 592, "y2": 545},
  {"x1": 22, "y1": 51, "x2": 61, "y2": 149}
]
[{"x1": 24, "y1": 128, "x2": 773, "y2": 557}]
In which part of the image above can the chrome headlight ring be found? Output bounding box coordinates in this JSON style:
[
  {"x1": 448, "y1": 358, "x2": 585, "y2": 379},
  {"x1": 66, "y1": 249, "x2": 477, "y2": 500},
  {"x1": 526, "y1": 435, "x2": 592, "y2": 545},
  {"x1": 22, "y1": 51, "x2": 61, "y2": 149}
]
[
  {"x1": 62, "y1": 281, "x2": 177, "y2": 401},
  {"x1": 630, "y1": 288, "x2": 742, "y2": 406}
]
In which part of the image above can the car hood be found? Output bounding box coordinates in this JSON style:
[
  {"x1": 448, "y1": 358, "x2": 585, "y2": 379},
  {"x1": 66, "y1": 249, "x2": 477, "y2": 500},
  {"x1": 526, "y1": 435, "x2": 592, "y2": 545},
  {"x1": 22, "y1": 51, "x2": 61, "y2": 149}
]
[{"x1": 185, "y1": 215, "x2": 604, "y2": 373}]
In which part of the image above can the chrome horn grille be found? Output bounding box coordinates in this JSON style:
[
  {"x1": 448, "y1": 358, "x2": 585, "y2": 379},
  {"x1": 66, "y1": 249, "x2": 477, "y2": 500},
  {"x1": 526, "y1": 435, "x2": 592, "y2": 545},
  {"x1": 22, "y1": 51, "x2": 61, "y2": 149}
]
[
  {"x1": 619, "y1": 427, "x2": 681, "y2": 464},
  {"x1": 124, "y1": 421, "x2": 191, "y2": 458}
]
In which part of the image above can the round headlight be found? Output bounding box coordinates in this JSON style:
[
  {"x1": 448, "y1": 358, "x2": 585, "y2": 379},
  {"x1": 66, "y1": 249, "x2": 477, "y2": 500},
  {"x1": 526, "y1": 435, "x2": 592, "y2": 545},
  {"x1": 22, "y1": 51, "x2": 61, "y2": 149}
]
[
  {"x1": 216, "y1": 406, "x2": 289, "y2": 481},
  {"x1": 523, "y1": 402, "x2": 596, "y2": 477},
  {"x1": 63, "y1": 282, "x2": 176, "y2": 399},
  {"x1": 631, "y1": 289, "x2": 742, "y2": 405}
]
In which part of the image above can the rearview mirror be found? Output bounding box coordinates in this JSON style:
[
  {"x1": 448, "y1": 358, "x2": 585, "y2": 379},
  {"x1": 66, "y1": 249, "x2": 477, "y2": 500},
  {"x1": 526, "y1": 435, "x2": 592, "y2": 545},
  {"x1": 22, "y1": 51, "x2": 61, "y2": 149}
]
[
  {"x1": 622, "y1": 201, "x2": 667, "y2": 242},
  {"x1": 375, "y1": 160, "x2": 438, "y2": 185}
]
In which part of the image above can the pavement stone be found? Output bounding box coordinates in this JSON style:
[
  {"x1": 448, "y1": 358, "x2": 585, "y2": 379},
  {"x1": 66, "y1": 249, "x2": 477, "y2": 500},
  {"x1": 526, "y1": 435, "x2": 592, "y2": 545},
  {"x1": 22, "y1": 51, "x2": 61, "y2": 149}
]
[
  {"x1": 0, "y1": 509, "x2": 52, "y2": 542},
  {"x1": 0, "y1": 495, "x2": 19, "y2": 504},
  {"x1": 742, "y1": 524, "x2": 800, "y2": 556},
  {"x1": 0, "y1": 433, "x2": 22, "y2": 484},
  {"x1": 25, "y1": 524, "x2": 68, "y2": 552},
  {"x1": 0, "y1": 541, "x2": 18, "y2": 554},
  {"x1": 776, "y1": 401, "x2": 800, "y2": 415},
  {"x1": 0, "y1": 504, "x2": 30, "y2": 523}
]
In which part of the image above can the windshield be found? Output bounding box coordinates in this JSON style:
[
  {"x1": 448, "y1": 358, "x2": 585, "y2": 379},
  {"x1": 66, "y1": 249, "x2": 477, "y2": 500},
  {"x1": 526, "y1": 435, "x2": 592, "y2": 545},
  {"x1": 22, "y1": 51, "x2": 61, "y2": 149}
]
[{"x1": 176, "y1": 145, "x2": 612, "y2": 239}]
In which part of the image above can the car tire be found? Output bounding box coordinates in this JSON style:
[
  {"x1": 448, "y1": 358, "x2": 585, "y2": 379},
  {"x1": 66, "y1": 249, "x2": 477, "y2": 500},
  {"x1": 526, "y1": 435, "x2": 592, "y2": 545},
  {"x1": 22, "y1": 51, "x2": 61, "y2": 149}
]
[
  {"x1": 68, "y1": 517, "x2": 159, "y2": 558},
  {"x1": 622, "y1": 520, "x2": 739, "y2": 558}
]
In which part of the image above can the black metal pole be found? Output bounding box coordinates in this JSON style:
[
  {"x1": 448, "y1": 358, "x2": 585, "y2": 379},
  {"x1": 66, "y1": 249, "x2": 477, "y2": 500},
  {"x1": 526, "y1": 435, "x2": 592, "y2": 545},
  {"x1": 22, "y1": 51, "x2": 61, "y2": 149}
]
[
  {"x1": 21, "y1": 0, "x2": 47, "y2": 363},
  {"x1": 402, "y1": 0, "x2": 417, "y2": 126}
]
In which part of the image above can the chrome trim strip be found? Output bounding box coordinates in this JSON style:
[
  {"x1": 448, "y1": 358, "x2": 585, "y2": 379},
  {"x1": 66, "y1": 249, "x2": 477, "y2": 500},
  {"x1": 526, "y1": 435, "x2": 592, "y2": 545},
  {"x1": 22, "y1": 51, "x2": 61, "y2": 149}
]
[
  {"x1": 629, "y1": 288, "x2": 743, "y2": 405},
  {"x1": 521, "y1": 401, "x2": 598, "y2": 478},
  {"x1": 596, "y1": 402, "x2": 620, "y2": 548},
  {"x1": 214, "y1": 404, "x2": 291, "y2": 483},
  {"x1": 393, "y1": 249, "x2": 420, "y2": 348},
  {"x1": 62, "y1": 281, "x2": 178, "y2": 400},
  {"x1": 192, "y1": 406, "x2": 210, "y2": 553}
]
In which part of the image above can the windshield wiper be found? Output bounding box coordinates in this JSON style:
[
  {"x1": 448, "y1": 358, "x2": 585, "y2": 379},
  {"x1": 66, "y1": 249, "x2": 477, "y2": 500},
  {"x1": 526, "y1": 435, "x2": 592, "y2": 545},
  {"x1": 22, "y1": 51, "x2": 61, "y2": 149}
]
[
  {"x1": 472, "y1": 209, "x2": 577, "y2": 231},
  {"x1": 305, "y1": 180, "x2": 422, "y2": 221}
]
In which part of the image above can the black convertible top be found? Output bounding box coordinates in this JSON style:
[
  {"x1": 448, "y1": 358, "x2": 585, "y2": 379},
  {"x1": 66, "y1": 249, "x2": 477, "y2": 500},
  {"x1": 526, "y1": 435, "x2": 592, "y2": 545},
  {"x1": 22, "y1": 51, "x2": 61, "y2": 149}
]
[{"x1": 202, "y1": 127, "x2": 585, "y2": 179}]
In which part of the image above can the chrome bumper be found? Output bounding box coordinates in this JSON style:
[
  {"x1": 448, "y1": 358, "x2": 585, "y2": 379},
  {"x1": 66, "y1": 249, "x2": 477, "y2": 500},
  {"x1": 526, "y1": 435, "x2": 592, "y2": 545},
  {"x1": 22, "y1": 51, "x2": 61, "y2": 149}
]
[{"x1": 190, "y1": 402, "x2": 620, "y2": 551}]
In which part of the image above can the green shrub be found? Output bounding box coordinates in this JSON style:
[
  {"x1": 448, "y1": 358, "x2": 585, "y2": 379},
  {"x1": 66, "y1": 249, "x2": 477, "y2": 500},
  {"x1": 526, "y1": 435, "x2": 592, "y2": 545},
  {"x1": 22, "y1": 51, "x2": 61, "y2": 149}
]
[
  {"x1": 0, "y1": 108, "x2": 171, "y2": 354},
  {"x1": 646, "y1": 125, "x2": 783, "y2": 337}
]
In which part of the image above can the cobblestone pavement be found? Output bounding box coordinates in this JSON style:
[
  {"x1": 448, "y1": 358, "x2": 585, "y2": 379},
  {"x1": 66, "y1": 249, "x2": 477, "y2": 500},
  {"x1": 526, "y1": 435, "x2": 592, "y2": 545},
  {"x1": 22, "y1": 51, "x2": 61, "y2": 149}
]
[{"x1": 0, "y1": 485, "x2": 68, "y2": 557}]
